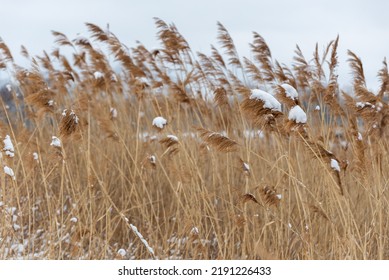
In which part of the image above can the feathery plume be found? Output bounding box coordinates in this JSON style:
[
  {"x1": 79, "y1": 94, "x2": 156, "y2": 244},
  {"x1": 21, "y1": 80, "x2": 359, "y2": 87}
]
[
  {"x1": 160, "y1": 135, "x2": 179, "y2": 148},
  {"x1": 348, "y1": 50, "x2": 366, "y2": 88},
  {"x1": 276, "y1": 84, "x2": 299, "y2": 107},
  {"x1": 241, "y1": 89, "x2": 283, "y2": 129},
  {"x1": 259, "y1": 186, "x2": 281, "y2": 207},
  {"x1": 242, "y1": 193, "x2": 259, "y2": 205},
  {"x1": 59, "y1": 109, "x2": 80, "y2": 138},
  {"x1": 217, "y1": 22, "x2": 242, "y2": 68},
  {"x1": 197, "y1": 127, "x2": 238, "y2": 152},
  {"x1": 250, "y1": 32, "x2": 274, "y2": 82}
]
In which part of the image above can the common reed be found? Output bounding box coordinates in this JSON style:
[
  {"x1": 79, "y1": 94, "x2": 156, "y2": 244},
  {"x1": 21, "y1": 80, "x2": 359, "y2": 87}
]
[{"x1": 0, "y1": 20, "x2": 388, "y2": 260}]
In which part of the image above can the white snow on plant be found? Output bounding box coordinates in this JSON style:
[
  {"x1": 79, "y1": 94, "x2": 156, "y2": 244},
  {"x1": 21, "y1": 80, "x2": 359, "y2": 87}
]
[
  {"x1": 280, "y1": 84, "x2": 299, "y2": 100},
  {"x1": 191, "y1": 227, "x2": 199, "y2": 235},
  {"x1": 6, "y1": 207, "x2": 17, "y2": 215},
  {"x1": 6, "y1": 84, "x2": 11, "y2": 92},
  {"x1": 71, "y1": 111, "x2": 79, "y2": 124},
  {"x1": 63, "y1": 109, "x2": 79, "y2": 124},
  {"x1": 355, "y1": 102, "x2": 363, "y2": 108},
  {"x1": 149, "y1": 155, "x2": 156, "y2": 164},
  {"x1": 276, "y1": 194, "x2": 282, "y2": 200},
  {"x1": 330, "y1": 158, "x2": 340, "y2": 172},
  {"x1": 130, "y1": 224, "x2": 155, "y2": 256},
  {"x1": 138, "y1": 77, "x2": 148, "y2": 84},
  {"x1": 356, "y1": 101, "x2": 374, "y2": 109},
  {"x1": 111, "y1": 73, "x2": 118, "y2": 82},
  {"x1": 376, "y1": 102, "x2": 383, "y2": 112},
  {"x1": 167, "y1": 135, "x2": 179, "y2": 142},
  {"x1": 152, "y1": 116, "x2": 167, "y2": 129},
  {"x1": 110, "y1": 108, "x2": 118, "y2": 118},
  {"x1": 117, "y1": 248, "x2": 126, "y2": 257},
  {"x1": 48, "y1": 100, "x2": 54, "y2": 106},
  {"x1": 315, "y1": 105, "x2": 320, "y2": 111},
  {"x1": 243, "y1": 162, "x2": 250, "y2": 171},
  {"x1": 13, "y1": 224, "x2": 21, "y2": 231},
  {"x1": 250, "y1": 89, "x2": 281, "y2": 112},
  {"x1": 167, "y1": 236, "x2": 189, "y2": 246},
  {"x1": 4, "y1": 166, "x2": 15, "y2": 180},
  {"x1": 243, "y1": 130, "x2": 265, "y2": 139},
  {"x1": 70, "y1": 217, "x2": 78, "y2": 223},
  {"x1": 10, "y1": 242, "x2": 25, "y2": 256},
  {"x1": 33, "y1": 152, "x2": 39, "y2": 162},
  {"x1": 93, "y1": 71, "x2": 104, "y2": 79},
  {"x1": 288, "y1": 105, "x2": 307, "y2": 123},
  {"x1": 3, "y1": 135, "x2": 14, "y2": 157},
  {"x1": 357, "y1": 132, "x2": 363, "y2": 141},
  {"x1": 50, "y1": 136, "x2": 61, "y2": 148}
]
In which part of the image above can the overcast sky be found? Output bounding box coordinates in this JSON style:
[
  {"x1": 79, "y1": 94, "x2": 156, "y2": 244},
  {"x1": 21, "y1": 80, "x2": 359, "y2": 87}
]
[{"x1": 1, "y1": 0, "x2": 388, "y2": 91}]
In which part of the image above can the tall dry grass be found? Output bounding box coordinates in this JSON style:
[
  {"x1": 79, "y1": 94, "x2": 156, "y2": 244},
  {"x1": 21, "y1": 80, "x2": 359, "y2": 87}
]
[{"x1": 0, "y1": 19, "x2": 388, "y2": 260}]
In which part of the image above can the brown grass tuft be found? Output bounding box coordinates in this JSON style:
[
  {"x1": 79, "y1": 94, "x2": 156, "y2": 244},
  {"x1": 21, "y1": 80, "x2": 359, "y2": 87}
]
[
  {"x1": 259, "y1": 186, "x2": 281, "y2": 207},
  {"x1": 59, "y1": 109, "x2": 81, "y2": 138},
  {"x1": 241, "y1": 193, "x2": 260, "y2": 205}
]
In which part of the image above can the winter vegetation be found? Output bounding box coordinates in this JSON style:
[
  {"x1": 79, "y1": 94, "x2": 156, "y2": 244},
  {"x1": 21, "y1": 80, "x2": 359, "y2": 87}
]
[{"x1": 0, "y1": 19, "x2": 388, "y2": 260}]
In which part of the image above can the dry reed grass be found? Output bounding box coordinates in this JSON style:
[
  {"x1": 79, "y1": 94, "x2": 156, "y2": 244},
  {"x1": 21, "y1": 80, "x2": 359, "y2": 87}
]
[{"x1": 0, "y1": 20, "x2": 388, "y2": 260}]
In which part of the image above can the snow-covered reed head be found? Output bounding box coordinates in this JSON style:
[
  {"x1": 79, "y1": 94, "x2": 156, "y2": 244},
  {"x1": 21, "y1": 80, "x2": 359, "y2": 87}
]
[
  {"x1": 241, "y1": 89, "x2": 283, "y2": 130},
  {"x1": 110, "y1": 107, "x2": 118, "y2": 119},
  {"x1": 141, "y1": 154, "x2": 157, "y2": 170},
  {"x1": 3, "y1": 135, "x2": 14, "y2": 158},
  {"x1": 276, "y1": 84, "x2": 300, "y2": 108},
  {"x1": 50, "y1": 136, "x2": 62, "y2": 148},
  {"x1": 4, "y1": 166, "x2": 15, "y2": 180},
  {"x1": 285, "y1": 105, "x2": 308, "y2": 136},
  {"x1": 152, "y1": 116, "x2": 167, "y2": 130},
  {"x1": 159, "y1": 134, "x2": 179, "y2": 148}
]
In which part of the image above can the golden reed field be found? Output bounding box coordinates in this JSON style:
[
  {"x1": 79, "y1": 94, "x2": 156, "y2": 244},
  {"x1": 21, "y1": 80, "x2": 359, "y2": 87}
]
[{"x1": 0, "y1": 19, "x2": 388, "y2": 260}]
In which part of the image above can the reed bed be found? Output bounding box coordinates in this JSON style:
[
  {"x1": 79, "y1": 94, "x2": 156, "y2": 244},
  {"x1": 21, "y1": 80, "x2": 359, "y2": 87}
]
[{"x1": 0, "y1": 20, "x2": 388, "y2": 259}]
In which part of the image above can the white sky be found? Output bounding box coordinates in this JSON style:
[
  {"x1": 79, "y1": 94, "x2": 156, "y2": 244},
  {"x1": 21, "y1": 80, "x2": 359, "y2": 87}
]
[{"x1": 1, "y1": 0, "x2": 388, "y2": 91}]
